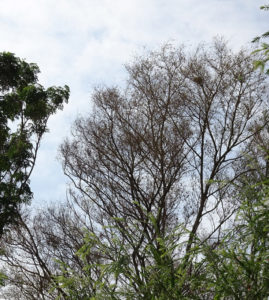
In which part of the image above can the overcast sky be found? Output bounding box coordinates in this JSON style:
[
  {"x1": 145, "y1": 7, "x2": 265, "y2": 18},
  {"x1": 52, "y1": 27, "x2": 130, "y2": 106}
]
[{"x1": 0, "y1": 0, "x2": 267, "y2": 208}]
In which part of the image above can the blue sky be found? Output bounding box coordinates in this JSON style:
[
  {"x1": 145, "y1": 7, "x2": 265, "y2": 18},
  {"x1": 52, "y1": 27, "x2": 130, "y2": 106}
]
[{"x1": 0, "y1": 0, "x2": 268, "y2": 207}]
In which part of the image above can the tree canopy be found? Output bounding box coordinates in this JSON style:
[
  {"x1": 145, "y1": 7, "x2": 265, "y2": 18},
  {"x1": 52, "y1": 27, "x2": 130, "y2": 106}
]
[{"x1": 0, "y1": 52, "x2": 69, "y2": 235}]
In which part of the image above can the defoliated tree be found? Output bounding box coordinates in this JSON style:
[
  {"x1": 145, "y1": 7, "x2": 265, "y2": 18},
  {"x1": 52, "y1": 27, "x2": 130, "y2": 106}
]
[
  {"x1": 0, "y1": 52, "x2": 69, "y2": 236},
  {"x1": 58, "y1": 40, "x2": 268, "y2": 298}
]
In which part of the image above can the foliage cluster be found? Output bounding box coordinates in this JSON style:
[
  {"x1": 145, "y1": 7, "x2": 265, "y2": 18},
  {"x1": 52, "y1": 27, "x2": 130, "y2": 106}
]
[
  {"x1": 0, "y1": 52, "x2": 69, "y2": 235},
  {"x1": 252, "y1": 5, "x2": 269, "y2": 74}
]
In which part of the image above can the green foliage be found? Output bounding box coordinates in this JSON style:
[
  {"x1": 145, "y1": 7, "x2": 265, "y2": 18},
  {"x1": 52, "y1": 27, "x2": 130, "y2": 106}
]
[
  {"x1": 252, "y1": 43, "x2": 269, "y2": 74},
  {"x1": 201, "y1": 181, "x2": 269, "y2": 299},
  {"x1": 0, "y1": 272, "x2": 7, "y2": 287},
  {"x1": 0, "y1": 248, "x2": 7, "y2": 287},
  {"x1": 0, "y1": 52, "x2": 69, "y2": 235},
  {"x1": 54, "y1": 215, "x2": 203, "y2": 299},
  {"x1": 53, "y1": 230, "x2": 122, "y2": 300},
  {"x1": 52, "y1": 180, "x2": 269, "y2": 299},
  {"x1": 252, "y1": 5, "x2": 269, "y2": 74}
]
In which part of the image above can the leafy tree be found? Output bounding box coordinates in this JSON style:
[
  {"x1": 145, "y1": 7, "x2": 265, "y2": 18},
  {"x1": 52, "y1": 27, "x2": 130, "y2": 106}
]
[{"x1": 0, "y1": 52, "x2": 69, "y2": 236}]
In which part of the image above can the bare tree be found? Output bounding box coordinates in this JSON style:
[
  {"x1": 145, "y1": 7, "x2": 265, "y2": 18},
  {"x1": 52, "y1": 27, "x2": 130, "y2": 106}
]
[
  {"x1": 0, "y1": 202, "x2": 88, "y2": 299},
  {"x1": 59, "y1": 39, "x2": 268, "y2": 296}
]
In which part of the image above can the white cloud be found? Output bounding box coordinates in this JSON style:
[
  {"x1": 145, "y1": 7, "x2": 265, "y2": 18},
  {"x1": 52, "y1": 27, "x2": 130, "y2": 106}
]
[{"x1": 0, "y1": 0, "x2": 267, "y2": 206}]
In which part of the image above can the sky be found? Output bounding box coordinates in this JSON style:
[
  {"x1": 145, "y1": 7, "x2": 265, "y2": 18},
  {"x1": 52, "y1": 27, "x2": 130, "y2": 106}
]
[{"x1": 0, "y1": 0, "x2": 268, "y2": 208}]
